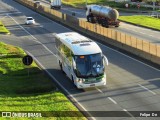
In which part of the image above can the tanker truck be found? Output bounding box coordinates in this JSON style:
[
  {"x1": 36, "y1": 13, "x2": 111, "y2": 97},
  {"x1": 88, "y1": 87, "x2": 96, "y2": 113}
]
[{"x1": 86, "y1": 5, "x2": 120, "y2": 27}]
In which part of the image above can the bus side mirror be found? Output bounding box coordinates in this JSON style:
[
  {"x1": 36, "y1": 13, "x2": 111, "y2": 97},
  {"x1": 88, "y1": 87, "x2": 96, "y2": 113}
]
[
  {"x1": 72, "y1": 58, "x2": 76, "y2": 69},
  {"x1": 103, "y1": 55, "x2": 108, "y2": 66}
]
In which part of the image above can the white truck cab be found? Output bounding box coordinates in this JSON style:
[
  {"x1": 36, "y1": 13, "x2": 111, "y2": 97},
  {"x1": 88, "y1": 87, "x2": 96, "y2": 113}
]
[{"x1": 50, "y1": 0, "x2": 61, "y2": 9}]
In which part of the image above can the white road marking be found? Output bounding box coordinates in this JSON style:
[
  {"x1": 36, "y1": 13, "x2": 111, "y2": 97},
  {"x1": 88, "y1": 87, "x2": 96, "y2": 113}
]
[
  {"x1": 96, "y1": 87, "x2": 103, "y2": 93},
  {"x1": 123, "y1": 109, "x2": 127, "y2": 111},
  {"x1": 40, "y1": 0, "x2": 84, "y2": 15},
  {"x1": 123, "y1": 109, "x2": 135, "y2": 118},
  {"x1": 27, "y1": 6, "x2": 71, "y2": 31},
  {"x1": 24, "y1": 5, "x2": 160, "y2": 101},
  {"x1": 29, "y1": 6, "x2": 160, "y2": 72},
  {"x1": 96, "y1": 88, "x2": 118, "y2": 105},
  {"x1": 138, "y1": 84, "x2": 156, "y2": 95},
  {"x1": 62, "y1": 9, "x2": 84, "y2": 15},
  {"x1": 108, "y1": 97, "x2": 117, "y2": 104},
  {"x1": 121, "y1": 27, "x2": 157, "y2": 39},
  {"x1": 7, "y1": 11, "x2": 22, "y2": 15},
  {"x1": 7, "y1": 14, "x2": 95, "y2": 120},
  {"x1": 7, "y1": 14, "x2": 37, "y2": 39},
  {"x1": 7, "y1": 5, "x2": 159, "y2": 119},
  {"x1": 149, "y1": 35, "x2": 153, "y2": 37},
  {"x1": 26, "y1": 51, "x2": 96, "y2": 120},
  {"x1": 97, "y1": 42, "x2": 160, "y2": 72},
  {"x1": 7, "y1": 14, "x2": 56, "y2": 56},
  {"x1": 0, "y1": 15, "x2": 7, "y2": 19},
  {"x1": 24, "y1": 25, "x2": 43, "y2": 28},
  {"x1": 30, "y1": 0, "x2": 160, "y2": 65},
  {"x1": 139, "y1": 32, "x2": 145, "y2": 34}
]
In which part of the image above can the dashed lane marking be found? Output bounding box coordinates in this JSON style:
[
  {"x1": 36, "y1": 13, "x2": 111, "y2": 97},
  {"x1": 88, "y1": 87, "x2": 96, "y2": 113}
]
[{"x1": 138, "y1": 84, "x2": 156, "y2": 95}]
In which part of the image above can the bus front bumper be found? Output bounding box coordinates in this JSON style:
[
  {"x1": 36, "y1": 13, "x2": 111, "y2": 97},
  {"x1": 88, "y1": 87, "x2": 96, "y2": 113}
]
[{"x1": 76, "y1": 80, "x2": 106, "y2": 89}]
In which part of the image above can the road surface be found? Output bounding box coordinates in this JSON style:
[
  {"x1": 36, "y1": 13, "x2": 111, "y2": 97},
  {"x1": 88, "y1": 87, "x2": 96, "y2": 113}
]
[
  {"x1": 39, "y1": 0, "x2": 160, "y2": 44},
  {"x1": 0, "y1": 0, "x2": 160, "y2": 120}
]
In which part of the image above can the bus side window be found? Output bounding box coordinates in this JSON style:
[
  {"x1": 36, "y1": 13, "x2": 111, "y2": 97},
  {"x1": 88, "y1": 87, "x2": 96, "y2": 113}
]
[
  {"x1": 55, "y1": 37, "x2": 58, "y2": 48},
  {"x1": 68, "y1": 51, "x2": 73, "y2": 64},
  {"x1": 58, "y1": 42, "x2": 73, "y2": 64},
  {"x1": 64, "y1": 46, "x2": 72, "y2": 63},
  {"x1": 64, "y1": 45, "x2": 73, "y2": 63},
  {"x1": 55, "y1": 37, "x2": 62, "y2": 51}
]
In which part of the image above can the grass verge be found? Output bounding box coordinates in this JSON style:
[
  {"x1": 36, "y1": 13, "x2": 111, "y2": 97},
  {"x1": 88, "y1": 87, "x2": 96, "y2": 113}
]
[
  {"x1": 0, "y1": 21, "x2": 10, "y2": 34},
  {"x1": 119, "y1": 15, "x2": 160, "y2": 31},
  {"x1": 62, "y1": 0, "x2": 98, "y2": 8},
  {"x1": 62, "y1": 0, "x2": 153, "y2": 11},
  {"x1": 0, "y1": 42, "x2": 85, "y2": 120}
]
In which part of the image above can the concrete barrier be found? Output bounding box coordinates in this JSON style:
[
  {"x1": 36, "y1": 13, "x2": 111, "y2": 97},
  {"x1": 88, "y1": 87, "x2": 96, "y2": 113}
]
[
  {"x1": 137, "y1": 39, "x2": 143, "y2": 50},
  {"x1": 125, "y1": 34, "x2": 131, "y2": 46},
  {"x1": 150, "y1": 43, "x2": 157, "y2": 56},
  {"x1": 14, "y1": 0, "x2": 160, "y2": 65},
  {"x1": 157, "y1": 45, "x2": 160, "y2": 57},
  {"x1": 142, "y1": 41, "x2": 150, "y2": 53}
]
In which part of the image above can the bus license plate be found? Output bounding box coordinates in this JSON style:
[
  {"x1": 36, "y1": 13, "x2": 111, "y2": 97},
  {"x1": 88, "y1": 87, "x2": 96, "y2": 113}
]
[
  {"x1": 88, "y1": 79, "x2": 96, "y2": 82},
  {"x1": 90, "y1": 84, "x2": 95, "y2": 87}
]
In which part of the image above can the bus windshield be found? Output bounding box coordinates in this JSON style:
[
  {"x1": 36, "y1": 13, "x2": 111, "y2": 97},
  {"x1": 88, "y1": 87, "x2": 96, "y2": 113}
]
[{"x1": 74, "y1": 53, "x2": 104, "y2": 78}]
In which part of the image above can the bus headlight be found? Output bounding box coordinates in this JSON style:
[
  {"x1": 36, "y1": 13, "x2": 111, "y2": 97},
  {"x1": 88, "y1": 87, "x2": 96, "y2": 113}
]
[
  {"x1": 77, "y1": 79, "x2": 82, "y2": 83},
  {"x1": 77, "y1": 79, "x2": 85, "y2": 83}
]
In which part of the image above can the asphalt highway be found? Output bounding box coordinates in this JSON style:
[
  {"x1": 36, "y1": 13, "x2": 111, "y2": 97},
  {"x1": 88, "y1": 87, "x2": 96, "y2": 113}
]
[
  {"x1": 0, "y1": 0, "x2": 160, "y2": 120},
  {"x1": 39, "y1": 0, "x2": 160, "y2": 44}
]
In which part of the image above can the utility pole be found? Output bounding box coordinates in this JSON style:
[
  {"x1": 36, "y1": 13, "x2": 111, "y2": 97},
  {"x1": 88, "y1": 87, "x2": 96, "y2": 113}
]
[{"x1": 152, "y1": 0, "x2": 156, "y2": 11}]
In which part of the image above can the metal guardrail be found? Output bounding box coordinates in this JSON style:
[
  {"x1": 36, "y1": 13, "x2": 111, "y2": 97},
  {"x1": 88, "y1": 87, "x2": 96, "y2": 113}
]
[{"x1": 148, "y1": 11, "x2": 160, "y2": 18}]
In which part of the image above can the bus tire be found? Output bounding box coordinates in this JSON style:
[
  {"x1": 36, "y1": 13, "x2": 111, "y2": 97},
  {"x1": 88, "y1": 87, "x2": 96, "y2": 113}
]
[
  {"x1": 72, "y1": 76, "x2": 77, "y2": 88},
  {"x1": 59, "y1": 61, "x2": 65, "y2": 74},
  {"x1": 71, "y1": 76, "x2": 74, "y2": 82}
]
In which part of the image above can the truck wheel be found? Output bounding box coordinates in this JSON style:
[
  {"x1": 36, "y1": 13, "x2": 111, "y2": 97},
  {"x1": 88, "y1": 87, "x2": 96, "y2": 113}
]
[
  {"x1": 97, "y1": 19, "x2": 101, "y2": 24},
  {"x1": 87, "y1": 16, "x2": 93, "y2": 23},
  {"x1": 102, "y1": 22, "x2": 105, "y2": 27},
  {"x1": 106, "y1": 25, "x2": 109, "y2": 28},
  {"x1": 105, "y1": 21, "x2": 109, "y2": 28},
  {"x1": 102, "y1": 21, "x2": 108, "y2": 28},
  {"x1": 87, "y1": 16, "x2": 89, "y2": 22},
  {"x1": 72, "y1": 76, "x2": 78, "y2": 89},
  {"x1": 89, "y1": 17, "x2": 92, "y2": 23}
]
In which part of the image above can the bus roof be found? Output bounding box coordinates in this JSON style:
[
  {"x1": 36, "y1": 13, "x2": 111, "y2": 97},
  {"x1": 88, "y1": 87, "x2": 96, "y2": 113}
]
[{"x1": 56, "y1": 32, "x2": 102, "y2": 55}]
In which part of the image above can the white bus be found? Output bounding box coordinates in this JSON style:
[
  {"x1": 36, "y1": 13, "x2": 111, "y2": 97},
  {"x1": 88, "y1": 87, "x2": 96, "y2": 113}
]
[{"x1": 55, "y1": 32, "x2": 108, "y2": 89}]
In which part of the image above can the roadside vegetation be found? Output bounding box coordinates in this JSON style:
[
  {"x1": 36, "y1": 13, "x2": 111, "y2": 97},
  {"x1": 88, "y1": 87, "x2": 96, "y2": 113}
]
[
  {"x1": 0, "y1": 21, "x2": 10, "y2": 34},
  {"x1": 62, "y1": 0, "x2": 153, "y2": 11},
  {"x1": 0, "y1": 42, "x2": 85, "y2": 120},
  {"x1": 61, "y1": 0, "x2": 160, "y2": 30},
  {"x1": 119, "y1": 15, "x2": 160, "y2": 30}
]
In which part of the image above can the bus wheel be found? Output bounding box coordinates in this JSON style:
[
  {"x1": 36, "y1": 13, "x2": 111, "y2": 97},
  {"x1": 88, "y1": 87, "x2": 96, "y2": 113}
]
[
  {"x1": 59, "y1": 62, "x2": 64, "y2": 74},
  {"x1": 72, "y1": 76, "x2": 77, "y2": 88},
  {"x1": 71, "y1": 76, "x2": 74, "y2": 82}
]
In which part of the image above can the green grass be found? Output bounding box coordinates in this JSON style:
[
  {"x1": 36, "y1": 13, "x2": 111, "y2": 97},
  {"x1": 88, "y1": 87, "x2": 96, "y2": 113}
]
[
  {"x1": 62, "y1": 0, "x2": 152, "y2": 10},
  {"x1": 0, "y1": 42, "x2": 86, "y2": 120},
  {"x1": 119, "y1": 15, "x2": 160, "y2": 30},
  {"x1": 62, "y1": 0, "x2": 98, "y2": 8},
  {"x1": 0, "y1": 21, "x2": 10, "y2": 34}
]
